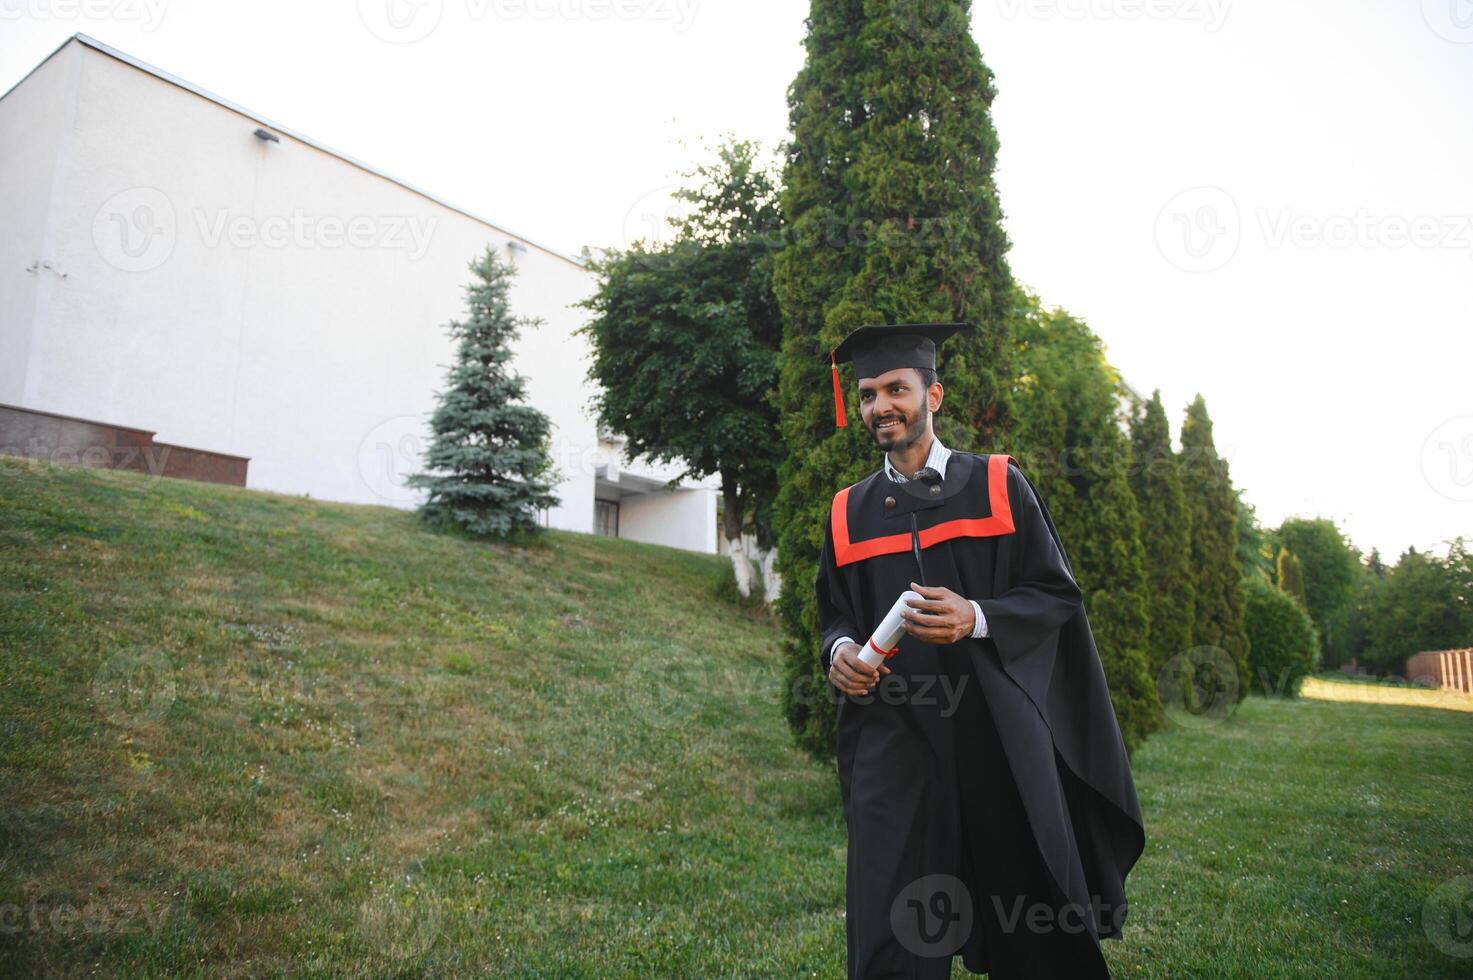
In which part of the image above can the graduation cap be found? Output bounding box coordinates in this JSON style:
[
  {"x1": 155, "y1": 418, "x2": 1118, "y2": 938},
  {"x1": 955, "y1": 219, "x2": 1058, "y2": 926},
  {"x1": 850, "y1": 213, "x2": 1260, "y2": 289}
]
[{"x1": 825, "y1": 322, "x2": 968, "y2": 427}]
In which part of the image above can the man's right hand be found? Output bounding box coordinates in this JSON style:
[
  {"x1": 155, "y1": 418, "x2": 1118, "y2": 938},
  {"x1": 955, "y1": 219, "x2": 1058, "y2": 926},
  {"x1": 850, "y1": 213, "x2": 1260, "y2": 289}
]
[{"x1": 828, "y1": 641, "x2": 890, "y2": 696}]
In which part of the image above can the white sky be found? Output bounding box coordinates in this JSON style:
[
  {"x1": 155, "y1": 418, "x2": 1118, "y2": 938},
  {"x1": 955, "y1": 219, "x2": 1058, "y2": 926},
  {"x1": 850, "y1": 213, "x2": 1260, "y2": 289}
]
[{"x1": 3, "y1": 0, "x2": 1470, "y2": 561}]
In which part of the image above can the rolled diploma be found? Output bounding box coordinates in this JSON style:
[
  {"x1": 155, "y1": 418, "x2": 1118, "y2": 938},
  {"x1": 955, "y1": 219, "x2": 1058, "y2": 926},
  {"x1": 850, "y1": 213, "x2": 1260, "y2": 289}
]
[{"x1": 858, "y1": 590, "x2": 924, "y2": 667}]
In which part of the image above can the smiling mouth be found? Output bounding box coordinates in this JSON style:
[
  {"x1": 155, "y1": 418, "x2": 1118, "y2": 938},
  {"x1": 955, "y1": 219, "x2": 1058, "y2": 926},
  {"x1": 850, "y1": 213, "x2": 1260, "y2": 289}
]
[{"x1": 875, "y1": 418, "x2": 904, "y2": 432}]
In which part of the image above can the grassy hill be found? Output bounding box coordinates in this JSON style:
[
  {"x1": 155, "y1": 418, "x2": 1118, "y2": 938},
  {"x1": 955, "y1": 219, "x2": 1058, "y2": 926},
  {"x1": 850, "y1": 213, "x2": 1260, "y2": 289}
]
[{"x1": 2, "y1": 458, "x2": 1470, "y2": 977}]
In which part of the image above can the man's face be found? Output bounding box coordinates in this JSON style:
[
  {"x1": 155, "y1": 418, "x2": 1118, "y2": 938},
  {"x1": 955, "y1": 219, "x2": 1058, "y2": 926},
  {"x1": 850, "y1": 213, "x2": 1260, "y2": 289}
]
[{"x1": 858, "y1": 367, "x2": 941, "y2": 452}]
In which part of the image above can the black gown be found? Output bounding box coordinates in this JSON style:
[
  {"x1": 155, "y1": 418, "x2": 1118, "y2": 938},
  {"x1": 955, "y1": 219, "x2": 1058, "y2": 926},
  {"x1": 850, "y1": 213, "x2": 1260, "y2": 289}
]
[{"x1": 816, "y1": 452, "x2": 1145, "y2": 979}]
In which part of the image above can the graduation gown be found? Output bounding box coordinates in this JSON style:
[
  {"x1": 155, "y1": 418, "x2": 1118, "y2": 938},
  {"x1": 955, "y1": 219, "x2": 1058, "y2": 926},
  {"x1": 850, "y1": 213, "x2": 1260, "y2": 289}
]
[{"x1": 816, "y1": 452, "x2": 1145, "y2": 978}]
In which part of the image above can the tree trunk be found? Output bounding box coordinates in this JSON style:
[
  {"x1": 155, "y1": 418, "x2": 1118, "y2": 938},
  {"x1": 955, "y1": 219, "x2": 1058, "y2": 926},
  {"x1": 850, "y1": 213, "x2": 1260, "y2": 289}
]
[
  {"x1": 759, "y1": 546, "x2": 781, "y2": 605},
  {"x1": 754, "y1": 520, "x2": 780, "y2": 606},
  {"x1": 722, "y1": 481, "x2": 752, "y2": 598}
]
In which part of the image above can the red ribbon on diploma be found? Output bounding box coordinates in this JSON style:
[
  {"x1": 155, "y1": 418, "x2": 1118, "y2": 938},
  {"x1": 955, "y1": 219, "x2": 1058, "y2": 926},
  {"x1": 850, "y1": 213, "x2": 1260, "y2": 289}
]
[{"x1": 869, "y1": 637, "x2": 898, "y2": 659}]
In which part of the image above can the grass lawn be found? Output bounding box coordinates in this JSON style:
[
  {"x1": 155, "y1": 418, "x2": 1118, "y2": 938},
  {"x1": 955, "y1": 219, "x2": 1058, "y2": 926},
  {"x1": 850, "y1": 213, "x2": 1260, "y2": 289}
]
[
  {"x1": 2, "y1": 458, "x2": 1470, "y2": 978},
  {"x1": 1302, "y1": 673, "x2": 1473, "y2": 713}
]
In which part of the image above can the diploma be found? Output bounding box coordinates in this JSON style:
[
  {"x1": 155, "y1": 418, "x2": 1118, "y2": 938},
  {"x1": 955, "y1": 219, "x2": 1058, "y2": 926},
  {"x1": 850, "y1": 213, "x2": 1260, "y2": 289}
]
[{"x1": 858, "y1": 590, "x2": 923, "y2": 667}]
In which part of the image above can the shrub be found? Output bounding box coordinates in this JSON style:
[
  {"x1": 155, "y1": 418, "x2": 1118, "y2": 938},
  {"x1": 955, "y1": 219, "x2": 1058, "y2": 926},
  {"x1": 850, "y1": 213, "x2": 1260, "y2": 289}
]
[{"x1": 1244, "y1": 574, "x2": 1320, "y2": 697}]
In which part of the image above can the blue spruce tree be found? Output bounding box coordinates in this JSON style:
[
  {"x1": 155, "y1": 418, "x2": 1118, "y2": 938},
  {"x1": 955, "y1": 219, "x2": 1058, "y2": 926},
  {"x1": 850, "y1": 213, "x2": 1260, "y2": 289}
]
[{"x1": 407, "y1": 245, "x2": 559, "y2": 537}]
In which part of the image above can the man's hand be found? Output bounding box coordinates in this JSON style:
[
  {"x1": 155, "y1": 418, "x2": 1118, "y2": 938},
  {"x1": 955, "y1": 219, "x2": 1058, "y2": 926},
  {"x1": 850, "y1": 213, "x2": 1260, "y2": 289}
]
[
  {"x1": 900, "y1": 582, "x2": 976, "y2": 645},
  {"x1": 828, "y1": 641, "x2": 890, "y2": 696}
]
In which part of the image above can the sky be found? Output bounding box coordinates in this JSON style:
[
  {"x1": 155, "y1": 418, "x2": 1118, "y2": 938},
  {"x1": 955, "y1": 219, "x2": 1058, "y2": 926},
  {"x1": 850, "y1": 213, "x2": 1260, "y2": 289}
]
[{"x1": 3, "y1": 0, "x2": 1470, "y2": 561}]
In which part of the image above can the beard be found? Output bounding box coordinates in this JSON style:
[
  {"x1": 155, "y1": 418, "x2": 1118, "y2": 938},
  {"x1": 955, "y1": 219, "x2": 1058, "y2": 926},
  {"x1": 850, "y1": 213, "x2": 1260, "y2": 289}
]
[{"x1": 869, "y1": 407, "x2": 929, "y2": 451}]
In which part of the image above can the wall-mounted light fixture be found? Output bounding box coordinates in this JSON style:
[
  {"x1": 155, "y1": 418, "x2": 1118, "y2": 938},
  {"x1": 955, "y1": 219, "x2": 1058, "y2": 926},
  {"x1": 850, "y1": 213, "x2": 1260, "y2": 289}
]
[
  {"x1": 253, "y1": 128, "x2": 280, "y2": 143},
  {"x1": 506, "y1": 240, "x2": 529, "y2": 261},
  {"x1": 24, "y1": 259, "x2": 68, "y2": 278}
]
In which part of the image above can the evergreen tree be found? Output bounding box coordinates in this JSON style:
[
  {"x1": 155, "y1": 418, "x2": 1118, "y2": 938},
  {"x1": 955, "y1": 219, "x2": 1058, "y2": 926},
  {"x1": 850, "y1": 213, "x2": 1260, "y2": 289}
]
[
  {"x1": 1128, "y1": 389, "x2": 1195, "y2": 680},
  {"x1": 1011, "y1": 292, "x2": 1160, "y2": 750},
  {"x1": 1243, "y1": 574, "x2": 1320, "y2": 696},
  {"x1": 1275, "y1": 546, "x2": 1308, "y2": 607},
  {"x1": 1366, "y1": 547, "x2": 1388, "y2": 578},
  {"x1": 773, "y1": 0, "x2": 1014, "y2": 757},
  {"x1": 406, "y1": 246, "x2": 559, "y2": 538},
  {"x1": 1179, "y1": 395, "x2": 1251, "y2": 700},
  {"x1": 1237, "y1": 493, "x2": 1274, "y2": 582}
]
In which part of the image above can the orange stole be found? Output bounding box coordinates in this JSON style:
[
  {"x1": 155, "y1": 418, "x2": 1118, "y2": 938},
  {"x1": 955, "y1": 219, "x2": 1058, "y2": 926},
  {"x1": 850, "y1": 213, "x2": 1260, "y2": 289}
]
[{"x1": 829, "y1": 453, "x2": 1016, "y2": 567}]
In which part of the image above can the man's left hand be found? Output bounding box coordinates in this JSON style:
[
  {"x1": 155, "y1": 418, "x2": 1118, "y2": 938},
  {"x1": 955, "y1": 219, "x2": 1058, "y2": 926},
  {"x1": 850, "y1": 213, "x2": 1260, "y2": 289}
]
[{"x1": 900, "y1": 582, "x2": 975, "y2": 645}]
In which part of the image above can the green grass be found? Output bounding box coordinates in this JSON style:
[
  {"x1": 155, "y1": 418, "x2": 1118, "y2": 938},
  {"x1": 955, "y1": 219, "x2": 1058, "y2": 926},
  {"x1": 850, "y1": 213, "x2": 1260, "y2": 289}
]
[{"x1": 2, "y1": 457, "x2": 1470, "y2": 978}]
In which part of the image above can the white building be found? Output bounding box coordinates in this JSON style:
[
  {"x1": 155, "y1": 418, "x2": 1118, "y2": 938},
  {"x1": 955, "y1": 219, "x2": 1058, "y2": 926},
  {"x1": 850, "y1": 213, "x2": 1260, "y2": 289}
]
[{"x1": 0, "y1": 33, "x2": 717, "y2": 553}]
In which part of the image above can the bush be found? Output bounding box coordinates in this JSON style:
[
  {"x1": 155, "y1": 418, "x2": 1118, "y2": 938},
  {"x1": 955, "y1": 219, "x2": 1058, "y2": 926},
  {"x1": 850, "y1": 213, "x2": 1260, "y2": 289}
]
[{"x1": 1243, "y1": 574, "x2": 1320, "y2": 697}]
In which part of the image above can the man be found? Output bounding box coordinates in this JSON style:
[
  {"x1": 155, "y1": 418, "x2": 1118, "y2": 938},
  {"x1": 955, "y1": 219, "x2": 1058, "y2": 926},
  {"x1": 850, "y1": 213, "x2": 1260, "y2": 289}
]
[{"x1": 815, "y1": 323, "x2": 1145, "y2": 979}]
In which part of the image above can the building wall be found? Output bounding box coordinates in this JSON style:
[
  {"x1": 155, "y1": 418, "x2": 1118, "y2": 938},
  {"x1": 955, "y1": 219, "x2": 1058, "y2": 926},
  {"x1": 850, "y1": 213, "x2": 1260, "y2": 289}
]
[
  {"x1": 0, "y1": 39, "x2": 79, "y2": 404},
  {"x1": 0, "y1": 38, "x2": 723, "y2": 548},
  {"x1": 618, "y1": 487, "x2": 717, "y2": 553}
]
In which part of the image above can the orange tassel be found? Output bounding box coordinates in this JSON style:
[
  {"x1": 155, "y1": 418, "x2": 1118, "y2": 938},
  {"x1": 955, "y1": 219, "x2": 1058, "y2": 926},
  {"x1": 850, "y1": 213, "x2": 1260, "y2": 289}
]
[{"x1": 830, "y1": 350, "x2": 846, "y2": 427}]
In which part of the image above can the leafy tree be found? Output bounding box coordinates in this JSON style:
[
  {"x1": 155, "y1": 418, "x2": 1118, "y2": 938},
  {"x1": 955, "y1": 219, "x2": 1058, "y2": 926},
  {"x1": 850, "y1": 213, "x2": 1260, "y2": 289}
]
[
  {"x1": 1275, "y1": 517, "x2": 1361, "y2": 662},
  {"x1": 773, "y1": 0, "x2": 1015, "y2": 757},
  {"x1": 407, "y1": 246, "x2": 559, "y2": 538},
  {"x1": 1328, "y1": 547, "x2": 1388, "y2": 670},
  {"x1": 1179, "y1": 395, "x2": 1251, "y2": 700},
  {"x1": 1363, "y1": 542, "x2": 1473, "y2": 673},
  {"x1": 1011, "y1": 291, "x2": 1161, "y2": 750},
  {"x1": 578, "y1": 139, "x2": 784, "y2": 600},
  {"x1": 1128, "y1": 388, "x2": 1195, "y2": 681},
  {"x1": 1243, "y1": 574, "x2": 1320, "y2": 696},
  {"x1": 1446, "y1": 537, "x2": 1473, "y2": 628}
]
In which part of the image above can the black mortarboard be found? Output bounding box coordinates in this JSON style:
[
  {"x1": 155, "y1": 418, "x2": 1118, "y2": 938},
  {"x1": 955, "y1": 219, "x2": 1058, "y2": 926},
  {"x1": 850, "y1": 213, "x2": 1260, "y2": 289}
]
[{"x1": 824, "y1": 323, "x2": 967, "y2": 427}]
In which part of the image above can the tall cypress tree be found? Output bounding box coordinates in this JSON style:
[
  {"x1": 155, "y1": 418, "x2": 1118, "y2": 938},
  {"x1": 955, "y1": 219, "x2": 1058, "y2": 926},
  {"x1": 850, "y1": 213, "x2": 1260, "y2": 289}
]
[
  {"x1": 406, "y1": 246, "x2": 559, "y2": 538},
  {"x1": 773, "y1": 0, "x2": 1014, "y2": 757},
  {"x1": 1179, "y1": 395, "x2": 1251, "y2": 700},
  {"x1": 1128, "y1": 389, "x2": 1195, "y2": 680},
  {"x1": 1275, "y1": 546, "x2": 1308, "y2": 607},
  {"x1": 1011, "y1": 291, "x2": 1160, "y2": 751}
]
